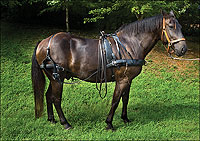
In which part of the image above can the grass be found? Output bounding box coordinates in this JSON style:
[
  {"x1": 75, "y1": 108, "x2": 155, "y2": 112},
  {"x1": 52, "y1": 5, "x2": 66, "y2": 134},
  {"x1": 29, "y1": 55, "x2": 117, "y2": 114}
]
[{"x1": 1, "y1": 21, "x2": 199, "y2": 140}]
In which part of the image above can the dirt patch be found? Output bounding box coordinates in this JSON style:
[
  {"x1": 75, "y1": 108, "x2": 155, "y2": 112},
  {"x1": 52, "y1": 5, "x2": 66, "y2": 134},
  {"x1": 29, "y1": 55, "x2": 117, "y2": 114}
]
[{"x1": 145, "y1": 41, "x2": 199, "y2": 78}]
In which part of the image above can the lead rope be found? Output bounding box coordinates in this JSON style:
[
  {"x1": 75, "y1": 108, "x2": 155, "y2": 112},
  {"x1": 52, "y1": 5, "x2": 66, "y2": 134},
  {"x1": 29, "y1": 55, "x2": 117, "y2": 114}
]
[
  {"x1": 162, "y1": 43, "x2": 200, "y2": 61},
  {"x1": 168, "y1": 53, "x2": 200, "y2": 61}
]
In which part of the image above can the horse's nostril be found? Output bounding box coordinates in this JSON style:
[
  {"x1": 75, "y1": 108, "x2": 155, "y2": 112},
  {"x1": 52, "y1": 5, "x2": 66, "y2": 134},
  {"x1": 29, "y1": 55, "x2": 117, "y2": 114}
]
[
  {"x1": 181, "y1": 46, "x2": 187, "y2": 54},
  {"x1": 181, "y1": 48, "x2": 184, "y2": 54}
]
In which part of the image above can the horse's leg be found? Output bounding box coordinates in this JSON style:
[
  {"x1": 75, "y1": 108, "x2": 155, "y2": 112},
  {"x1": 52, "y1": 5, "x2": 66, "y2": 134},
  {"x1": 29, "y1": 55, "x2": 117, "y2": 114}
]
[
  {"x1": 121, "y1": 84, "x2": 131, "y2": 123},
  {"x1": 51, "y1": 80, "x2": 72, "y2": 130},
  {"x1": 46, "y1": 83, "x2": 56, "y2": 124},
  {"x1": 105, "y1": 81, "x2": 130, "y2": 130}
]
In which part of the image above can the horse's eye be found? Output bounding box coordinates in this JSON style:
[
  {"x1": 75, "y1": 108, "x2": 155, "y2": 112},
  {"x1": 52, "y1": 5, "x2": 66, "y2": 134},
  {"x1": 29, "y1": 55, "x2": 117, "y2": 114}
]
[
  {"x1": 169, "y1": 20, "x2": 175, "y2": 29},
  {"x1": 168, "y1": 25, "x2": 174, "y2": 29}
]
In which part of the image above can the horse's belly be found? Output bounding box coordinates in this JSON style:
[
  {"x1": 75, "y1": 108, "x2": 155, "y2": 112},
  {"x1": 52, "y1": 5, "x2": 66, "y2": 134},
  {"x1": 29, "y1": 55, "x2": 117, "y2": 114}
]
[{"x1": 70, "y1": 66, "x2": 142, "y2": 83}]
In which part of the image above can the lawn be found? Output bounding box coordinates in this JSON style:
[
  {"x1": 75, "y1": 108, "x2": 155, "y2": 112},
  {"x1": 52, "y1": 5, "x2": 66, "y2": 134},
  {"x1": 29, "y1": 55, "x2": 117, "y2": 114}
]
[{"x1": 1, "y1": 21, "x2": 199, "y2": 140}]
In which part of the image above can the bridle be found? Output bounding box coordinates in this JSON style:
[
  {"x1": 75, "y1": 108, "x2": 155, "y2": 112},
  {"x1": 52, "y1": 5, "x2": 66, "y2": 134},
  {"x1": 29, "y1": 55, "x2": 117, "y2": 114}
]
[
  {"x1": 161, "y1": 17, "x2": 200, "y2": 61},
  {"x1": 161, "y1": 17, "x2": 186, "y2": 54}
]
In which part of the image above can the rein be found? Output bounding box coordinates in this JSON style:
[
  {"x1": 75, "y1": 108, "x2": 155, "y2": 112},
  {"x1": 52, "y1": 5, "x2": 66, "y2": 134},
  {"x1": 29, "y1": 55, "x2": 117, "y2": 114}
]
[
  {"x1": 96, "y1": 34, "x2": 108, "y2": 99},
  {"x1": 168, "y1": 54, "x2": 200, "y2": 61},
  {"x1": 161, "y1": 17, "x2": 200, "y2": 61}
]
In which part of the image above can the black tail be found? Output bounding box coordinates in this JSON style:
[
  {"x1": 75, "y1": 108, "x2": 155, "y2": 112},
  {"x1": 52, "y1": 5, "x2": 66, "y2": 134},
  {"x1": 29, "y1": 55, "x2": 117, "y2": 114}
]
[{"x1": 31, "y1": 41, "x2": 46, "y2": 118}]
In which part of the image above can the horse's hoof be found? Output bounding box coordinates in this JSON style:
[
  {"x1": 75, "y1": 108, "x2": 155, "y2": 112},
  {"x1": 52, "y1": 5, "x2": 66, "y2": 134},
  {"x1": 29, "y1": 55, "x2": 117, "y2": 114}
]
[
  {"x1": 106, "y1": 124, "x2": 115, "y2": 131},
  {"x1": 121, "y1": 116, "x2": 131, "y2": 124},
  {"x1": 48, "y1": 119, "x2": 57, "y2": 124},
  {"x1": 123, "y1": 118, "x2": 131, "y2": 124},
  {"x1": 63, "y1": 124, "x2": 72, "y2": 130},
  {"x1": 51, "y1": 120, "x2": 57, "y2": 124}
]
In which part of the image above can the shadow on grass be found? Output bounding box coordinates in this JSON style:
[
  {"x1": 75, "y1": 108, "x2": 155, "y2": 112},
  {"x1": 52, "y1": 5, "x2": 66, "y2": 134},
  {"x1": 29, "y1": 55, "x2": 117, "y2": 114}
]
[
  {"x1": 128, "y1": 103, "x2": 198, "y2": 124},
  {"x1": 65, "y1": 102, "x2": 198, "y2": 129}
]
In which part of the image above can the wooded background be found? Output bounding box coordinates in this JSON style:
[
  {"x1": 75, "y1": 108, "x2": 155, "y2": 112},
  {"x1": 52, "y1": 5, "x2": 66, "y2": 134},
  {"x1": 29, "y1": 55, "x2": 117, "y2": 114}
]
[
  {"x1": 1, "y1": 0, "x2": 199, "y2": 35},
  {"x1": 1, "y1": 1, "x2": 199, "y2": 140}
]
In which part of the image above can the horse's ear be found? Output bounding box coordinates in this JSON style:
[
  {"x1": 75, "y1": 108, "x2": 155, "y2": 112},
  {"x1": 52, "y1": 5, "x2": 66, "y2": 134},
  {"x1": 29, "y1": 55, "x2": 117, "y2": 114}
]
[
  {"x1": 169, "y1": 10, "x2": 175, "y2": 17},
  {"x1": 161, "y1": 9, "x2": 168, "y2": 17}
]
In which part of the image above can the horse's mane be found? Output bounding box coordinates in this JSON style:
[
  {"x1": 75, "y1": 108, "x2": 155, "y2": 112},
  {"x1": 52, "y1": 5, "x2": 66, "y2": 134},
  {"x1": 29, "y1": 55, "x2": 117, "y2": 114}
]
[{"x1": 116, "y1": 15, "x2": 163, "y2": 35}]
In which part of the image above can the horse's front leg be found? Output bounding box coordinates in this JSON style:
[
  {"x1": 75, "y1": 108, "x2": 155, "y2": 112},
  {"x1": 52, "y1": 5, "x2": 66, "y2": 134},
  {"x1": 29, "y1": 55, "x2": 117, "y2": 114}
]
[
  {"x1": 105, "y1": 80, "x2": 130, "y2": 130},
  {"x1": 121, "y1": 83, "x2": 131, "y2": 123}
]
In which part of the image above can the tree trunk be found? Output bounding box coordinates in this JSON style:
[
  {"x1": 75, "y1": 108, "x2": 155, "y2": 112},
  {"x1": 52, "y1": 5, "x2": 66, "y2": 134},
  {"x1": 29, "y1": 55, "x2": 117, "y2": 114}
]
[
  {"x1": 136, "y1": 13, "x2": 143, "y2": 20},
  {"x1": 66, "y1": 6, "x2": 69, "y2": 32}
]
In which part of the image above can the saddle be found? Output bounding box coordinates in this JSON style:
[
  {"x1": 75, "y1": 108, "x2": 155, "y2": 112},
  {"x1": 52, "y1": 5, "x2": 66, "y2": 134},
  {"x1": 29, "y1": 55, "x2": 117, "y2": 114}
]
[
  {"x1": 96, "y1": 31, "x2": 145, "y2": 98},
  {"x1": 99, "y1": 31, "x2": 145, "y2": 68}
]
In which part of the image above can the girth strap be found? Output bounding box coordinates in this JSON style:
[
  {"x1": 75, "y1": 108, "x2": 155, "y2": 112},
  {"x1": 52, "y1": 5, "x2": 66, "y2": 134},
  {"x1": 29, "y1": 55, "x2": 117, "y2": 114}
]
[{"x1": 107, "y1": 59, "x2": 145, "y2": 68}]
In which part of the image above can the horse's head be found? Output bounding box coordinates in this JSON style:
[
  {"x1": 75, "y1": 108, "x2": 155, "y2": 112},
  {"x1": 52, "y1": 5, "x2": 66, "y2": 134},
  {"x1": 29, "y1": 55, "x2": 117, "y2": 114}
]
[{"x1": 161, "y1": 10, "x2": 187, "y2": 56}]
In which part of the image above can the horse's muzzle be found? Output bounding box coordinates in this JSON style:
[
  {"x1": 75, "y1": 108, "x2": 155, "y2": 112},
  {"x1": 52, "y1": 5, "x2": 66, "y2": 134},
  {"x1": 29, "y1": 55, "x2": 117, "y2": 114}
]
[{"x1": 175, "y1": 45, "x2": 187, "y2": 57}]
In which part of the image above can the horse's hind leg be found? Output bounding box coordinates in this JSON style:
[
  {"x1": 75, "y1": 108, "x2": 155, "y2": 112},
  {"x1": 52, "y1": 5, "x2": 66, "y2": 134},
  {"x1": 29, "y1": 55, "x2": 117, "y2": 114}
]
[
  {"x1": 46, "y1": 83, "x2": 56, "y2": 123},
  {"x1": 51, "y1": 80, "x2": 72, "y2": 130}
]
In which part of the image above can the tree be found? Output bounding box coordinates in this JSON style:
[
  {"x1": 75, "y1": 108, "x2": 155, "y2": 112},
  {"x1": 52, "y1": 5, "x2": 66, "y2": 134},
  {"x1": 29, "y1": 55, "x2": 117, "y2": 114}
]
[
  {"x1": 39, "y1": 0, "x2": 71, "y2": 32},
  {"x1": 1, "y1": 0, "x2": 74, "y2": 32},
  {"x1": 39, "y1": 0, "x2": 103, "y2": 32},
  {"x1": 1, "y1": 0, "x2": 199, "y2": 35},
  {"x1": 1, "y1": 0, "x2": 25, "y2": 19},
  {"x1": 0, "y1": 0, "x2": 44, "y2": 20},
  {"x1": 84, "y1": 0, "x2": 191, "y2": 23}
]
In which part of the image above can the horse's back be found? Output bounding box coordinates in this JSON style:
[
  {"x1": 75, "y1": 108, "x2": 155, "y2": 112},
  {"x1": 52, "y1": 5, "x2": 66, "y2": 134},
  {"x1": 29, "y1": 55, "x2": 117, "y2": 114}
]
[
  {"x1": 67, "y1": 35, "x2": 99, "y2": 78},
  {"x1": 36, "y1": 32, "x2": 72, "y2": 65},
  {"x1": 35, "y1": 32, "x2": 99, "y2": 80}
]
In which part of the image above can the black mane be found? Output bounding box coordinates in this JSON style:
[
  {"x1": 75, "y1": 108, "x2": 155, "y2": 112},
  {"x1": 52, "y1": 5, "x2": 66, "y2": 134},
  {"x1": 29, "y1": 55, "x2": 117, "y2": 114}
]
[{"x1": 116, "y1": 15, "x2": 163, "y2": 35}]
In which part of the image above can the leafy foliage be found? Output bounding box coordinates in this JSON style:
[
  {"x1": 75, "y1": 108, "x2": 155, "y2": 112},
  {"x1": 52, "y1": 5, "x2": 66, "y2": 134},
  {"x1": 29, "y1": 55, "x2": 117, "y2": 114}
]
[
  {"x1": 0, "y1": 0, "x2": 199, "y2": 34},
  {"x1": 84, "y1": 0, "x2": 191, "y2": 23}
]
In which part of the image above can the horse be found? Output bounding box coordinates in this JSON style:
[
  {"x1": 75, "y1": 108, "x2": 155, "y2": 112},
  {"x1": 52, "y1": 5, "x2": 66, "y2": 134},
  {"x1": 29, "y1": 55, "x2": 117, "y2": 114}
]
[{"x1": 31, "y1": 10, "x2": 187, "y2": 130}]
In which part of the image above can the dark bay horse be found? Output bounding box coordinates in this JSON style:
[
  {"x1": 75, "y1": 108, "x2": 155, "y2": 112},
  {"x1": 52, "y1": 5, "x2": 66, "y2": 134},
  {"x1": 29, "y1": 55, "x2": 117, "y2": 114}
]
[{"x1": 31, "y1": 11, "x2": 187, "y2": 130}]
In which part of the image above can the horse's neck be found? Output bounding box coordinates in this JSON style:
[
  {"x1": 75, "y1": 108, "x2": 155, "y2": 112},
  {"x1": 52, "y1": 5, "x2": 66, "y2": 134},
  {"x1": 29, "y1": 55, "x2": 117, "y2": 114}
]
[
  {"x1": 134, "y1": 30, "x2": 161, "y2": 59},
  {"x1": 142, "y1": 32, "x2": 160, "y2": 57},
  {"x1": 118, "y1": 28, "x2": 162, "y2": 60}
]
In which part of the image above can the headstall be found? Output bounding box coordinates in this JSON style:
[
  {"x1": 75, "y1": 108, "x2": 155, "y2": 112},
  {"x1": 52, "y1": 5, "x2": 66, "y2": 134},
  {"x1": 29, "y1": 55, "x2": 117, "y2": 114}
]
[{"x1": 161, "y1": 17, "x2": 186, "y2": 54}]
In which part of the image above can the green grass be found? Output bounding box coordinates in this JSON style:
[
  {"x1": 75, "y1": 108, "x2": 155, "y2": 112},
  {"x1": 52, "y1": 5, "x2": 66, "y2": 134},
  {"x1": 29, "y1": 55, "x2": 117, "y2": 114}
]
[{"x1": 1, "y1": 21, "x2": 199, "y2": 140}]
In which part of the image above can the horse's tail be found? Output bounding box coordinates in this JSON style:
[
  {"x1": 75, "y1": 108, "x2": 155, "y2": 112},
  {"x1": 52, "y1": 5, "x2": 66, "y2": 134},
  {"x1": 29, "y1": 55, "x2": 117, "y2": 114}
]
[{"x1": 31, "y1": 41, "x2": 45, "y2": 118}]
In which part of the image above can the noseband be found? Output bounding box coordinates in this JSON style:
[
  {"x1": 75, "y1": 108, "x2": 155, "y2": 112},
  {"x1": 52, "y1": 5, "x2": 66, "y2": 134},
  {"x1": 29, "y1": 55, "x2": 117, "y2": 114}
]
[{"x1": 161, "y1": 17, "x2": 185, "y2": 54}]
